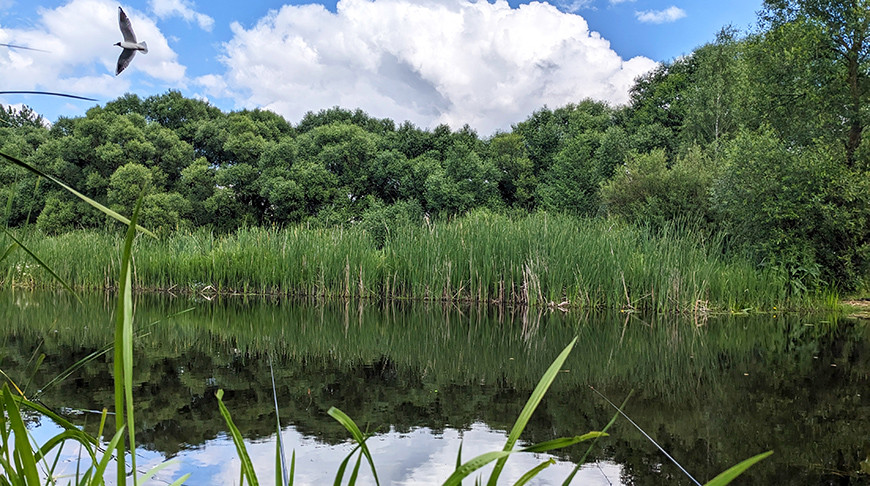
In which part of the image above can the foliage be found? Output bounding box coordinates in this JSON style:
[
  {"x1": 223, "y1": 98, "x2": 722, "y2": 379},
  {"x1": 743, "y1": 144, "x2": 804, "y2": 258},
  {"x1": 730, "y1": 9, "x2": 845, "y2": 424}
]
[
  {"x1": 712, "y1": 129, "x2": 870, "y2": 291},
  {"x1": 601, "y1": 146, "x2": 717, "y2": 230}
]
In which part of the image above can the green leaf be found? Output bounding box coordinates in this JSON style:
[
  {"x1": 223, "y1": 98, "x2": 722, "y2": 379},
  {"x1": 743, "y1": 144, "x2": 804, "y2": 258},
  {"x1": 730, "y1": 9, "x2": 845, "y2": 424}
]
[
  {"x1": 216, "y1": 389, "x2": 260, "y2": 486},
  {"x1": 704, "y1": 451, "x2": 773, "y2": 486},
  {"x1": 328, "y1": 407, "x2": 380, "y2": 485},
  {"x1": 514, "y1": 458, "x2": 555, "y2": 486},
  {"x1": 488, "y1": 337, "x2": 577, "y2": 485},
  {"x1": 443, "y1": 451, "x2": 512, "y2": 486},
  {"x1": 114, "y1": 194, "x2": 143, "y2": 486},
  {"x1": 520, "y1": 433, "x2": 607, "y2": 453},
  {"x1": 1, "y1": 383, "x2": 39, "y2": 485}
]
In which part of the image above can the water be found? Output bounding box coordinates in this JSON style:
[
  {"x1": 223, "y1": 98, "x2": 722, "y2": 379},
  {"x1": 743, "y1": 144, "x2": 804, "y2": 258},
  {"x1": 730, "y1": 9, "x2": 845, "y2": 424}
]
[{"x1": 2, "y1": 290, "x2": 869, "y2": 484}]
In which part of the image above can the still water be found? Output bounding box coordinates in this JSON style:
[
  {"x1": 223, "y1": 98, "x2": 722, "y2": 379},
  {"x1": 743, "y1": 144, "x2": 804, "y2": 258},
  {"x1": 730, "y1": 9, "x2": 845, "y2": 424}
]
[{"x1": 2, "y1": 290, "x2": 869, "y2": 484}]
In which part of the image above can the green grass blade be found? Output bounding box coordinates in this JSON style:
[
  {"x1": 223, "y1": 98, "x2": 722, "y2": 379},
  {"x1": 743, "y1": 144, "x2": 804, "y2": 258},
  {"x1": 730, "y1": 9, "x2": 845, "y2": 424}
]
[
  {"x1": 289, "y1": 450, "x2": 295, "y2": 486},
  {"x1": 562, "y1": 391, "x2": 630, "y2": 486},
  {"x1": 216, "y1": 389, "x2": 259, "y2": 486},
  {"x1": 456, "y1": 440, "x2": 463, "y2": 472},
  {"x1": 13, "y1": 396, "x2": 95, "y2": 444},
  {"x1": 514, "y1": 458, "x2": 555, "y2": 486},
  {"x1": 167, "y1": 474, "x2": 192, "y2": 486},
  {"x1": 2, "y1": 227, "x2": 80, "y2": 301},
  {"x1": 2, "y1": 383, "x2": 40, "y2": 485},
  {"x1": 94, "y1": 426, "x2": 127, "y2": 484},
  {"x1": 520, "y1": 433, "x2": 607, "y2": 453},
  {"x1": 327, "y1": 407, "x2": 380, "y2": 485},
  {"x1": 0, "y1": 150, "x2": 154, "y2": 237},
  {"x1": 348, "y1": 450, "x2": 364, "y2": 485},
  {"x1": 442, "y1": 451, "x2": 512, "y2": 486},
  {"x1": 138, "y1": 459, "x2": 185, "y2": 485},
  {"x1": 34, "y1": 429, "x2": 98, "y2": 464},
  {"x1": 333, "y1": 444, "x2": 359, "y2": 486},
  {"x1": 0, "y1": 242, "x2": 17, "y2": 263},
  {"x1": 488, "y1": 336, "x2": 578, "y2": 486},
  {"x1": 703, "y1": 451, "x2": 773, "y2": 486},
  {"x1": 270, "y1": 354, "x2": 289, "y2": 486},
  {"x1": 114, "y1": 194, "x2": 142, "y2": 486}
]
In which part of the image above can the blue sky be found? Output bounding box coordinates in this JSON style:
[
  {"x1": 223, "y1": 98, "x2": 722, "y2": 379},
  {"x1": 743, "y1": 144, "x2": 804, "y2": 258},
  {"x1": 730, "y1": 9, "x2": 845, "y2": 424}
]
[{"x1": 0, "y1": 0, "x2": 762, "y2": 134}]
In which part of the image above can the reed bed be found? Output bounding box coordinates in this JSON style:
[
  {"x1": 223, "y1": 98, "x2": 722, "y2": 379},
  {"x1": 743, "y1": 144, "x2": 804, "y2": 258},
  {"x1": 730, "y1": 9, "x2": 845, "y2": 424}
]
[{"x1": 0, "y1": 211, "x2": 798, "y2": 312}]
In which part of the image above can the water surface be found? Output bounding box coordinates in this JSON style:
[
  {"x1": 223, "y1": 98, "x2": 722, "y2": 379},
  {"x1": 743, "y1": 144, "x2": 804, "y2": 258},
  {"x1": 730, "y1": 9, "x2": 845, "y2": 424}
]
[{"x1": 2, "y1": 290, "x2": 868, "y2": 484}]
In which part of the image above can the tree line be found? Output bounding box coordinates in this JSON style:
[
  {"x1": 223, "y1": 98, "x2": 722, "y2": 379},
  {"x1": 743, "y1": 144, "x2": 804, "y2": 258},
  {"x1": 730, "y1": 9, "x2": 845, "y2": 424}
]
[{"x1": 1, "y1": 0, "x2": 868, "y2": 290}]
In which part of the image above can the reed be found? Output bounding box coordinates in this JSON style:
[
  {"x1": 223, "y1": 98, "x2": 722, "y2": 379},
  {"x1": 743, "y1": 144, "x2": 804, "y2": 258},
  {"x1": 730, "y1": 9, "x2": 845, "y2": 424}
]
[{"x1": 0, "y1": 211, "x2": 803, "y2": 312}]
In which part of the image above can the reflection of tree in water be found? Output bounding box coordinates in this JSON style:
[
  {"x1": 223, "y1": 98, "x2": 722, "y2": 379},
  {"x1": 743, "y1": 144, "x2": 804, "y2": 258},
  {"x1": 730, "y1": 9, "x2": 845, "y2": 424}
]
[{"x1": 1, "y1": 290, "x2": 869, "y2": 483}]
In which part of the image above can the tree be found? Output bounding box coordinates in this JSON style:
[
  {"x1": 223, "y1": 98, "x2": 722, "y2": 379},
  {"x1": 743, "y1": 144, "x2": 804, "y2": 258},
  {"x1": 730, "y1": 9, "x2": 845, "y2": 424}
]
[{"x1": 759, "y1": 0, "x2": 870, "y2": 165}]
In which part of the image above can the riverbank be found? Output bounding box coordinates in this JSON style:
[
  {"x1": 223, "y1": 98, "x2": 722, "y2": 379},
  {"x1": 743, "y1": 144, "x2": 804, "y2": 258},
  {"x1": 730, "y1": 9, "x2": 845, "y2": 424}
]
[{"x1": 0, "y1": 211, "x2": 814, "y2": 312}]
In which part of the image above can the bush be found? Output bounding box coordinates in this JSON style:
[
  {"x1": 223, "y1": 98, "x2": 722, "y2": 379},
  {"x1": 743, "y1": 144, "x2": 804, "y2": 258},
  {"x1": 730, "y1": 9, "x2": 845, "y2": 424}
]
[
  {"x1": 600, "y1": 146, "x2": 716, "y2": 230},
  {"x1": 712, "y1": 129, "x2": 870, "y2": 291}
]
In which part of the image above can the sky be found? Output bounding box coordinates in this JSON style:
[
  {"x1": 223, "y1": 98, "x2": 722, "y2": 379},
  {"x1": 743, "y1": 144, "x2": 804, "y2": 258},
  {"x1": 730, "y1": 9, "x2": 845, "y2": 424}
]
[{"x1": 0, "y1": 0, "x2": 762, "y2": 135}]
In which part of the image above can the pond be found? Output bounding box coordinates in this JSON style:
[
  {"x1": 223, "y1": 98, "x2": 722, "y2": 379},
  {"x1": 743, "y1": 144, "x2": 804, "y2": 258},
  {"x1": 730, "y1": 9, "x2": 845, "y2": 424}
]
[{"x1": 2, "y1": 290, "x2": 869, "y2": 484}]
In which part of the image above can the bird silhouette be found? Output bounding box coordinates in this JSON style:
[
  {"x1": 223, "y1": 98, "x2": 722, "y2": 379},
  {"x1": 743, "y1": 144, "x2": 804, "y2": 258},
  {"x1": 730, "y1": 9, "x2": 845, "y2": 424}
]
[{"x1": 114, "y1": 6, "x2": 147, "y2": 75}]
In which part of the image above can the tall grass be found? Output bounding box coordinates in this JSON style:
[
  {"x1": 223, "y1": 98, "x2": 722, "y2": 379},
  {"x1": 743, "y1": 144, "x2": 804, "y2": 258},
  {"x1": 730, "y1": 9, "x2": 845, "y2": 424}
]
[{"x1": 0, "y1": 211, "x2": 798, "y2": 312}]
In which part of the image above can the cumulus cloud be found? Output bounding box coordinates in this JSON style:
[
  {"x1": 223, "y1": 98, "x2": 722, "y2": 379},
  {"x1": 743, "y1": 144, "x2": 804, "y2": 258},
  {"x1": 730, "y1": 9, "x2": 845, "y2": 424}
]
[
  {"x1": 635, "y1": 6, "x2": 687, "y2": 24},
  {"x1": 0, "y1": 0, "x2": 185, "y2": 101},
  {"x1": 207, "y1": 0, "x2": 656, "y2": 134},
  {"x1": 149, "y1": 0, "x2": 214, "y2": 31}
]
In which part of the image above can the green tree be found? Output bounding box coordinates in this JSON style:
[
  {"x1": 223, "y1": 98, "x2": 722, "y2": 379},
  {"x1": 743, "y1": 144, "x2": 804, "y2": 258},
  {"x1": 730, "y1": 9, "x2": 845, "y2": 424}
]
[
  {"x1": 108, "y1": 162, "x2": 153, "y2": 213},
  {"x1": 712, "y1": 129, "x2": 870, "y2": 289},
  {"x1": 758, "y1": 0, "x2": 870, "y2": 165}
]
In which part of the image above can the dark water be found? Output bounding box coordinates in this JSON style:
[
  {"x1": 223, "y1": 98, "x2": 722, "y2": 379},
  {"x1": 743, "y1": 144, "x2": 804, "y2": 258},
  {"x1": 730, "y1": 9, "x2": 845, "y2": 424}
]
[{"x1": 1, "y1": 290, "x2": 869, "y2": 484}]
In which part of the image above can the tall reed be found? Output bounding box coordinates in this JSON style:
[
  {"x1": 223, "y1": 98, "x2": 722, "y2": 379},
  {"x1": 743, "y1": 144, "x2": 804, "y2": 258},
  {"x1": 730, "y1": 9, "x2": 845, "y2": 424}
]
[{"x1": 0, "y1": 211, "x2": 799, "y2": 312}]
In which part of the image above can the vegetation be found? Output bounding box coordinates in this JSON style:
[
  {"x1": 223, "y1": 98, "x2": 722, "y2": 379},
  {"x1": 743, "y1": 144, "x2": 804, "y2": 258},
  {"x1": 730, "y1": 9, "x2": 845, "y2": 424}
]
[
  {"x1": 2, "y1": 1, "x2": 869, "y2": 296},
  {"x1": 0, "y1": 211, "x2": 798, "y2": 312}
]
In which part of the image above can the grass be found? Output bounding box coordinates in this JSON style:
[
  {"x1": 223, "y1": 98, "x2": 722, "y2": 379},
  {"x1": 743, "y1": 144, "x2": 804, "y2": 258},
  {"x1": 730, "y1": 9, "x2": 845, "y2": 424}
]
[{"x1": 0, "y1": 210, "x2": 805, "y2": 313}]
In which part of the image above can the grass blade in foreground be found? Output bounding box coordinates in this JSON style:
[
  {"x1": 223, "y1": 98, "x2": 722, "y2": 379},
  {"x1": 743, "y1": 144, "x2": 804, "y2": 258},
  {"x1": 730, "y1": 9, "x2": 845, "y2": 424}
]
[
  {"x1": 487, "y1": 336, "x2": 578, "y2": 485},
  {"x1": 216, "y1": 389, "x2": 260, "y2": 485},
  {"x1": 0, "y1": 150, "x2": 154, "y2": 237},
  {"x1": 704, "y1": 451, "x2": 773, "y2": 486},
  {"x1": 114, "y1": 195, "x2": 142, "y2": 486},
  {"x1": 1, "y1": 383, "x2": 40, "y2": 485},
  {"x1": 328, "y1": 407, "x2": 380, "y2": 485},
  {"x1": 515, "y1": 458, "x2": 555, "y2": 486},
  {"x1": 562, "y1": 391, "x2": 632, "y2": 485}
]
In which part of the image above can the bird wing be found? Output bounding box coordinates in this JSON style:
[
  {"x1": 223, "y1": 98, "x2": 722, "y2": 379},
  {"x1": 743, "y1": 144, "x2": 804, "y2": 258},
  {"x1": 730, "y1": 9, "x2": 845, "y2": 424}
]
[
  {"x1": 116, "y1": 49, "x2": 137, "y2": 75},
  {"x1": 118, "y1": 7, "x2": 137, "y2": 43}
]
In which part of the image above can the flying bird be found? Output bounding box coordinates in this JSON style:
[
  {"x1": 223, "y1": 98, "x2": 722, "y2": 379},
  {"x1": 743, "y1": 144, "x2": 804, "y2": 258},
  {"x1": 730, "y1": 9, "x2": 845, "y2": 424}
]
[{"x1": 114, "y1": 6, "x2": 147, "y2": 75}]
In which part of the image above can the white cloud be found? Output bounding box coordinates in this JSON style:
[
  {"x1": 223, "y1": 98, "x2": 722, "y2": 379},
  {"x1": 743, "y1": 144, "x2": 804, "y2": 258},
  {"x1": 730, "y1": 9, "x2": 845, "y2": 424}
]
[
  {"x1": 149, "y1": 0, "x2": 214, "y2": 31},
  {"x1": 207, "y1": 0, "x2": 657, "y2": 134},
  {"x1": 635, "y1": 6, "x2": 687, "y2": 24},
  {"x1": 609, "y1": 0, "x2": 635, "y2": 4},
  {"x1": 0, "y1": 0, "x2": 186, "y2": 99}
]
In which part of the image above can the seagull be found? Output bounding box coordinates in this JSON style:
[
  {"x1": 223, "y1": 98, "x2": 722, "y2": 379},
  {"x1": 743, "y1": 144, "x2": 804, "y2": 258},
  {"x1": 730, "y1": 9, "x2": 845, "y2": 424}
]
[{"x1": 114, "y1": 6, "x2": 147, "y2": 75}]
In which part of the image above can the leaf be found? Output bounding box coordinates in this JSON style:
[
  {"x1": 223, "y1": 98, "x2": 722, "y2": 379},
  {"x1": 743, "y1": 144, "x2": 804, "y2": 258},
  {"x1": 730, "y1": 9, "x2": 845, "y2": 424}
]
[
  {"x1": 488, "y1": 337, "x2": 578, "y2": 485},
  {"x1": 328, "y1": 407, "x2": 380, "y2": 485},
  {"x1": 514, "y1": 458, "x2": 555, "y2": 486},
  {"x1": 216, "y1": 389, "x2": 260, "y2": 486},
  {"x1": 704, "y1": 451, "x2": 773, "y2": 486},
  {"x1": 442, "y1": 451, "x2": 512, "y2": 486},
  {"x1": 2, "y1": 383, "x2": 40, "y2": 485},
  {"x1": 519, "y1": 433, "x2": 607, "y2": 453}
]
